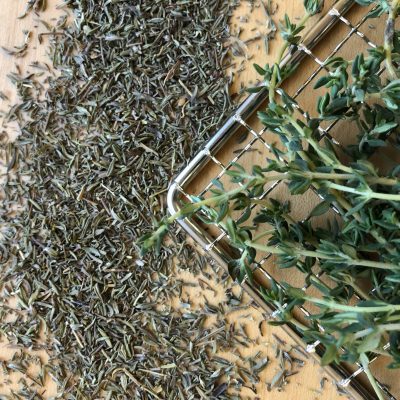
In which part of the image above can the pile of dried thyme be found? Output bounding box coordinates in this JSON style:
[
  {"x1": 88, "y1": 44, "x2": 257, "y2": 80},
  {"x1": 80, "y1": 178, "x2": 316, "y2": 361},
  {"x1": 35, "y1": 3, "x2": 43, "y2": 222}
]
[{"x1": 0, "y1": 0, "x2": 296, "y2": 398}]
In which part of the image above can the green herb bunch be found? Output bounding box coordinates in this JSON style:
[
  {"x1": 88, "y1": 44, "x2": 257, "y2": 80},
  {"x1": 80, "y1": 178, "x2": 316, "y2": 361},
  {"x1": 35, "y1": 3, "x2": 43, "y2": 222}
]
[{"x1": 139, "y1": 1, "x2": 400, "y2": 398}]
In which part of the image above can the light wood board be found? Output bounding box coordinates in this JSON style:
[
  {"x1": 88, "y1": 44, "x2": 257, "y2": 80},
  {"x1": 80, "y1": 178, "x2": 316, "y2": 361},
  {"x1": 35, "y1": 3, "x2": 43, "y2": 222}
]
[{"x1": 0, "y1": 1, "x2": 395, "y2": 399}]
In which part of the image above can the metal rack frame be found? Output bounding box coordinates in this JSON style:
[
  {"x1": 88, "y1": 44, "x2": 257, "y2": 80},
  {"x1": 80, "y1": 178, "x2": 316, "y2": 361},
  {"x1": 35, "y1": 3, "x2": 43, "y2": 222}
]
[{"x1": 167, "y1": 1, "x2": 397, "y2": 399}]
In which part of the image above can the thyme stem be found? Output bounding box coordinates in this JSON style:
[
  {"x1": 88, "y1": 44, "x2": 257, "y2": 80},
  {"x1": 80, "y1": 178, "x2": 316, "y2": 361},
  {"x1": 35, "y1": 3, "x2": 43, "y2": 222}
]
[
  {"x1": 384, "y1": 0, "x2": 400, "y2": 79},
  {"x1": 326, "y1": 182, "x2": 400, "y2": 201},
  {"x1": 360, "y1": 354, "x2": 385, "y2": 400},
  {"x1": 245, "y1": 241, "x2": 400, "y2": 270},
  {"x1": 166, "y1": 185, "x2": 248, "y2": 224},
  {"x1": 269, "y1": 13, "x2": 311, "y2": 102},
  {"x1": 298, "y1": 297, "x2": 400, "y2": 313},
  {"x1": 354, "y1": 323, "x2": 400, "y2": 339}
]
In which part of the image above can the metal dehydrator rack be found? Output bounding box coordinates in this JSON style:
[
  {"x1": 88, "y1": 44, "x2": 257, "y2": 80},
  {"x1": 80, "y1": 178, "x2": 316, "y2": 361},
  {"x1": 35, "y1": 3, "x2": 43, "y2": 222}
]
[{"x1": 167, "y1": 1, "x2": 398, "y2": 399}]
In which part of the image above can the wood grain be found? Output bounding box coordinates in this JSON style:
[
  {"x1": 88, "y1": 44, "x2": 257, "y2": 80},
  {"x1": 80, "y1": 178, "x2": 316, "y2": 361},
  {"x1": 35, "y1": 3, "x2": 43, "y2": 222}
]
[
  {"x1": 0, "y1": 1, "x2": 394, "y2": 399},
  {"x1": 0, "y1": 3, "x2": 63, "y2": 398},
  {"x1": 186, "y1": 0, "x2": 399, "y2": 399}
]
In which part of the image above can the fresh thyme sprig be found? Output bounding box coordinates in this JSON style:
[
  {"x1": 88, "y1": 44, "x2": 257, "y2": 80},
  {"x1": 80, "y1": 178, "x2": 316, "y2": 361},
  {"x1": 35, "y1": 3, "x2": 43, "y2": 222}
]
[{"x1": 139, "y1": 1, "x2": 400, "y2": 398}]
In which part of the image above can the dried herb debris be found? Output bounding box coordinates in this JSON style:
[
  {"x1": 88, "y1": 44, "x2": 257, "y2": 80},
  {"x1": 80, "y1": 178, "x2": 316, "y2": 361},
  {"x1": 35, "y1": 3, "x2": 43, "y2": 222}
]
[{"x1": 0, "y1": 0, "x2": 288, "y2": 398}]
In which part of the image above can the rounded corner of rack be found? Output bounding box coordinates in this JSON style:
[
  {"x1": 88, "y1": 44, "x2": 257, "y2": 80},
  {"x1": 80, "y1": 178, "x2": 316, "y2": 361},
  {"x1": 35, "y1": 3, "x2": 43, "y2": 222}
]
[{"x1": 167, "y1": 181, "x2": 181, "y2": 216}]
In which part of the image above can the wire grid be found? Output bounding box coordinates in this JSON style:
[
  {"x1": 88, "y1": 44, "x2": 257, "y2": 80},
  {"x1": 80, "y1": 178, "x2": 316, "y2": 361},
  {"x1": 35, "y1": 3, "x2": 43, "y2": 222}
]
[{"x1": 168, "y1": 2, "x2": 397, "y2": 400}]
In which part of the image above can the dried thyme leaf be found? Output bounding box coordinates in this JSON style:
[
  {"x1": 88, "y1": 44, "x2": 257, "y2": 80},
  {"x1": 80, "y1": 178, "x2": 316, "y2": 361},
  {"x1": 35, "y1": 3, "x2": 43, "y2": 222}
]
[
  {"x1": 18, "y1": 0, "x2": 47, "y2": 19},
  {"x1": 2, "y1": 31, "x2": 31, "y2": 58}
]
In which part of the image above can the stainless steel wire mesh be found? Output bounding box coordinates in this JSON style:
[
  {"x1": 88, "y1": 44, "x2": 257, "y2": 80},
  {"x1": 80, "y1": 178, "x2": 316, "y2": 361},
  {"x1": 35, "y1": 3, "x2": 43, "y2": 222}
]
[{"x1": 167, "y1": 1, "x2": 398, "y2": 399}]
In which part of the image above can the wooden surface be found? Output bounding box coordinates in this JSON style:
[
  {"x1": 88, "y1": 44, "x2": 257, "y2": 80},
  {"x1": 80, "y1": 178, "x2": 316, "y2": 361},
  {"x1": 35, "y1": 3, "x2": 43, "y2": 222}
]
[
  {"x1": 0, "y1": 1, "x2": 394, "y2": 399},
  {"x1": 186, "y1": 0, "x2": 399, "y2": 399},
  {"x1": 0, "y1": 2, "x2": 63, "y2": 398}
]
